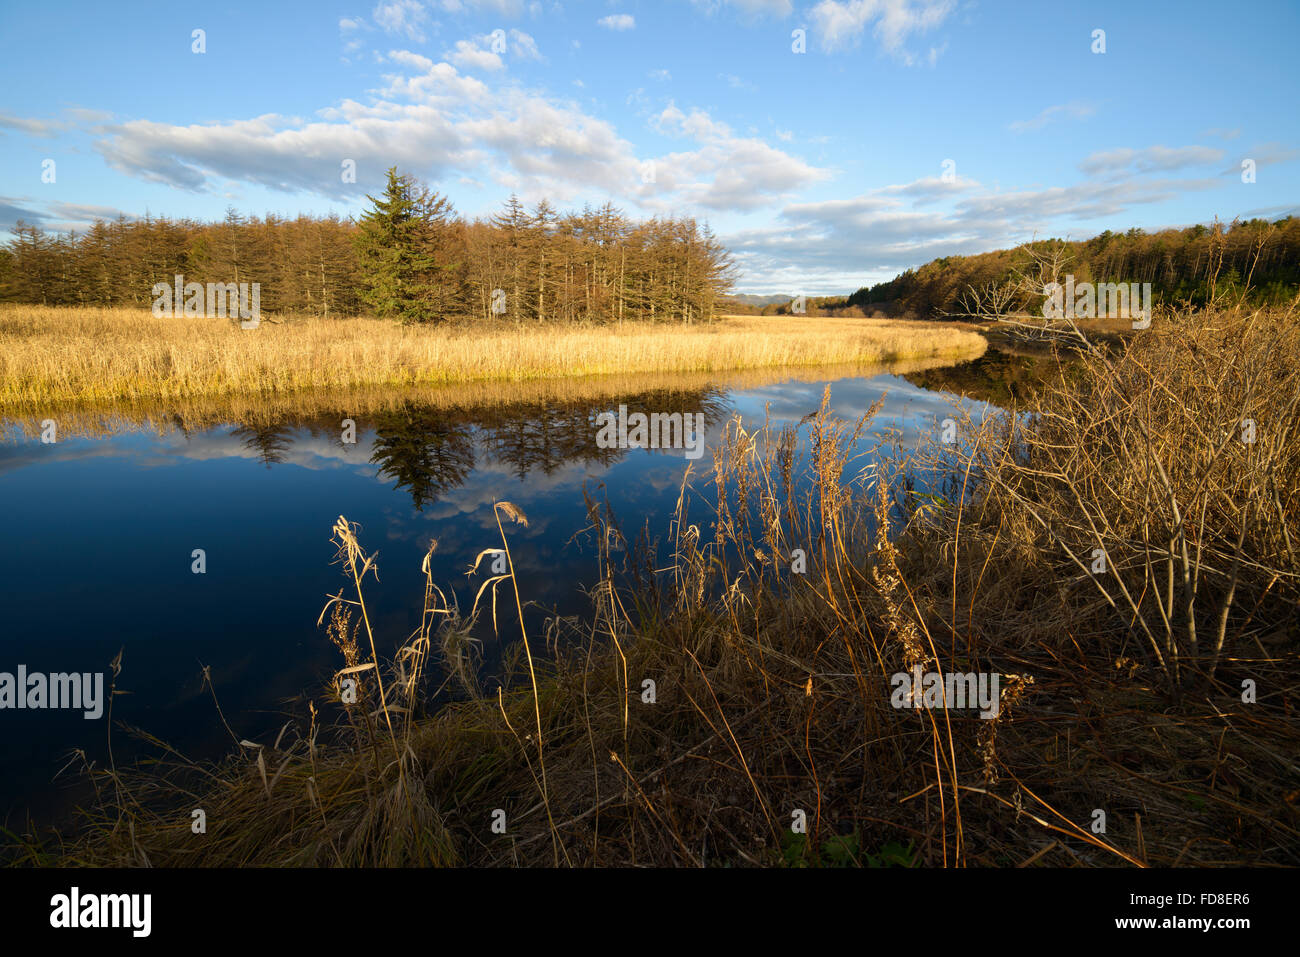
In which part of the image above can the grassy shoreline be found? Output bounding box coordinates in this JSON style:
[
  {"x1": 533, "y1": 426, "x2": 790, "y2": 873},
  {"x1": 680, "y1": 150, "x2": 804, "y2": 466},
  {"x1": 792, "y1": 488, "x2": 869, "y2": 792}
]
[
  {"x1": 0, "y1": 306, "x2": 986, "y2": 409},
  {"x1": 18, "y1": 303, "x2": 1298, "y2": 868},
  {"x1": 0, "y1": 355, "x2": 971, "y2": 438}
]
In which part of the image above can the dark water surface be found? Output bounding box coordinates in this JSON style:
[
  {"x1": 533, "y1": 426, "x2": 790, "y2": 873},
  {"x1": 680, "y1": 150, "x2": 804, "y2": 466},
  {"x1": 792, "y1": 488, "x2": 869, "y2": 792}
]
[{"x1": 0, "y1": 354, "x2": 1014, "y2": 825}]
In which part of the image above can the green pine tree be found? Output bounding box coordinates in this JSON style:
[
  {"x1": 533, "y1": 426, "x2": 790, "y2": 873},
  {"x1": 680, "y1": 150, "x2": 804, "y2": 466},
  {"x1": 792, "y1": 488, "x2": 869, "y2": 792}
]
[{"x1": 353, "y1": 167, "x2": 459, "y2": 324}]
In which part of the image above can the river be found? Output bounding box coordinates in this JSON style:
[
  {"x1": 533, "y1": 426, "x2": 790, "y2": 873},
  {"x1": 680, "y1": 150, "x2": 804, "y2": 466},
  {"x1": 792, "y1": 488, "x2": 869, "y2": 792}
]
[{"x1": 0, "y1": 348, "x2": 1030, "y2": 824}]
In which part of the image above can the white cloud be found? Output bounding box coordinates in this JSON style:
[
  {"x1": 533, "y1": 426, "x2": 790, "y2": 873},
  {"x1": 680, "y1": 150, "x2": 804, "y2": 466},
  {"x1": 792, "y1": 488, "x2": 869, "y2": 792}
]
[
  {"x1": 1079, "y1": 145, "x2": 1224, "y2": 176},
  {"x1": 948, "y1": 175, "x2": 1223, "y2": 231},
  {"x1": 0, "y1": 113, "x2": 67, "y2": 137},
  {"x1": 650, "y1": 104, "x2": 831, "y2": 210},
  {"x1": 377, "y1": 51, "x2": 493, "y2": 102},
  {"x1": 94, "y1": 103, "x2": 479, "y2": 196},
  {"x1": 722, "y1": 169, "x2": 1227, "y2": 293},
  {"x1": 436, "y1": 0, "x2": 527, "y2": 13},
  {"x1": 64, "y1": 107, "x2": 114, "y2": 124},
  {"x1": 88, "y1": 56, "x2": 828, "y2": 220},
  {"x1": 373, "y1": 0, "x2": 431, "y2": 42},
  {"x1": 439, "y1": 30, "x2": 541, "y2": 71},
  {"x1": 809, "y1": 0, "x2": 954, "y2": 57},
  {"x1": 720, "y1": 73, "x2": 756, "y2": 91},
  {"x1": 449, "y1": 38, "x2": 505, "y2": 71},
  {"x1": 1230, "y1": 141, "x2": 1300, "y2": 173},
  {"x1": 885, "y1": 174, "x2": 980, "y2": 203},
  {"x1": 509, "y1": 29, "x2": 543, "y2": 60},
  {"x1": 597, "y1": 14, "x2": 635, "y2": 30},
  {"x1": 732, "y1": 0, "x2": 794, "y2": 14},
  {"x1": 653, "y1": 103, "x2": 732, "y2": 140},
  {"x1": 0, "y1": 197, "x2": 135, "y2": 233},
  {"x1": 691, "y1": 0, "x2": 794, "y2": 16},
  {"x1": 1009, "y1": 101, "x2": 1095, "y2": 133}
]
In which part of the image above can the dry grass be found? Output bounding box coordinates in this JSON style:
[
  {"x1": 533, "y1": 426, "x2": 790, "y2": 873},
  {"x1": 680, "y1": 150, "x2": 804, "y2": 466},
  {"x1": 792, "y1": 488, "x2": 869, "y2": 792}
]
[
  {"x1": 0, "y1": 355, "x2": 966, "y2": 442},
  {"x1": 15, "y1": 302, "x2": 1297, "y2": 869},
  {"x1": 0, "y1": 305, "x2": 986, "y2": 410}
]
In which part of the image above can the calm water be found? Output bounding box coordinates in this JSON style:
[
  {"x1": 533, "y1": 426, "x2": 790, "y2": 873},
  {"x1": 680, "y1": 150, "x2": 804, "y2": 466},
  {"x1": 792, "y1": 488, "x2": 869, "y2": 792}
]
[{"x1": 0, "y1": 355, "x2": 1010, "y2": 824}]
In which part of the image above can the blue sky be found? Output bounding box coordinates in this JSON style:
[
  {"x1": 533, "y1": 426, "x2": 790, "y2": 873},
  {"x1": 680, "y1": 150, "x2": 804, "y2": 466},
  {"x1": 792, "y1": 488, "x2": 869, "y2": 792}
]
[{"x1": 1, "y1": 0, "x2": 1297, "y2": 294}]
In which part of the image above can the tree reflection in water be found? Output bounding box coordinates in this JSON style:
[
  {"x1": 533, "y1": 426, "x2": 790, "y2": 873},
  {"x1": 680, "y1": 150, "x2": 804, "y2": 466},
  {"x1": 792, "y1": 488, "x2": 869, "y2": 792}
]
[{"x1": 224, "y1": 386, "x2": 735, "y2": 510}]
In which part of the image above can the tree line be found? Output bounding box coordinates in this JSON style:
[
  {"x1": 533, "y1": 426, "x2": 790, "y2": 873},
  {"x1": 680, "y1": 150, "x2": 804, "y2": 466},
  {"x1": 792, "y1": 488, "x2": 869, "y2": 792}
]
[
  {"x1": 845, "y1": 217, "x2": 1300, "y2": 318},
  {"x1": 1, "y1": 211, "x2": 364, "y2": 318},
  {"x1": 0, "y1": 167, "x2": 735, "y2": 325}
]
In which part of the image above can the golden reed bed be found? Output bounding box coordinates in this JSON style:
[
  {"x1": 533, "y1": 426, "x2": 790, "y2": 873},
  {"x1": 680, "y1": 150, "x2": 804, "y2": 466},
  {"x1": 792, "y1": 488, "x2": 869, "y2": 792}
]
[
  {"x1": 0, "y1": 356, "x2": 968, "y2": 440},
  {"x1": 0, "y1": 305, "x2": 987, "y2": 409}
]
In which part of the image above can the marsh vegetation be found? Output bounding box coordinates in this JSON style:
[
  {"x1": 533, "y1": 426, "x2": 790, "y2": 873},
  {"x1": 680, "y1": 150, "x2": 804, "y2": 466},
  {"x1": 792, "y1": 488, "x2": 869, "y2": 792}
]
[
  {"x1": 19, "y1": 300, "x2": 1297, "y2": 868},
  {"x1": 0, "y1": 305, "x2": 986, "y2": 409}
]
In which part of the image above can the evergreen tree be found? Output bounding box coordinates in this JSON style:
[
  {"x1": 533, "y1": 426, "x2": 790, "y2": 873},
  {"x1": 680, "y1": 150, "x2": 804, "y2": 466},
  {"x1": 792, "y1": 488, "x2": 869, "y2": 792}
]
[
  {"x1": 3, "y1": 222, "x2": 64, "y2": 304},
  {"x1": 353, "y1": 167, "x2": 459, "y2": 324},
  {"x1": 0, "y1": 178, "x2": 753, "y2": 323}
]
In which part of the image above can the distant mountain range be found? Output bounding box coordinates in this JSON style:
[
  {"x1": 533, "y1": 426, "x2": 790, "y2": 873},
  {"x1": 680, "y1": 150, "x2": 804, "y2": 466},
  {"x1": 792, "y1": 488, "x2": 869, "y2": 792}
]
[{"x1": 724, "y1": 294, "x2": 791, "y2": 306}]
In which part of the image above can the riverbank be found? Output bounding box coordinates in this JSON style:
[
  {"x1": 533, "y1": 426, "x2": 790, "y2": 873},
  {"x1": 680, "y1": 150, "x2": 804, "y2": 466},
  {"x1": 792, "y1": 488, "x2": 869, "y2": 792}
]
[
  {"x1": 0, "y1": 306, "x2": 986, "y2": 410},
  {"x1": 0, "y1": 355, "x2": 966, "y2": 440},
  {"x1": 14, "y1": 303, "x2": 1298, "y2": 868}
]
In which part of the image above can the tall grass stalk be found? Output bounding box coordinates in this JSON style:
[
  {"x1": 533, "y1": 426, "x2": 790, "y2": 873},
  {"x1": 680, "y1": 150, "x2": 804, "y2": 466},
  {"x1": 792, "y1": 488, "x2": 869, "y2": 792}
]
[{"x1": 27, "y1": 302, "x2": 1299, "y2": 869}]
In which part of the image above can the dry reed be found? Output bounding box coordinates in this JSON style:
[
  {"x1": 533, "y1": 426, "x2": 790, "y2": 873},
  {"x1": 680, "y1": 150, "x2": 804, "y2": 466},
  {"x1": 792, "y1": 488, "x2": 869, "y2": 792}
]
[
  {"x1": 17, "y1": 303, "x2": 1297, "y2": 868},
  {"x1": 0, "y1": 305, "x2": 986, "y2": 409}
]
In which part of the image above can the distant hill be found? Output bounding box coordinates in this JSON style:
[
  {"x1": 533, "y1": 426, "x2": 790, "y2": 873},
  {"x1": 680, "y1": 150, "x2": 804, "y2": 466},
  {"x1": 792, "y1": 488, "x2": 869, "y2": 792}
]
[
  {"x1": 846, "y1": 217, "x2": 1300, "y2": 319},
  {"x1": 724, "y1": 294, "x2": 792, "y2": 307}
]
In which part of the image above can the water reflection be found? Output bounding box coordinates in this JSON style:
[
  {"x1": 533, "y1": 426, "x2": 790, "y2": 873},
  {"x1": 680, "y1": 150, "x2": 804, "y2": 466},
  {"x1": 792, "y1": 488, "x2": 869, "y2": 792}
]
[
  {"x1": 232, "y1": 422, "x2": 295, "y2": 469},
  {"x1": 168, "y1": 386, "x2": 737, "y2": 511},
  {"x1": 371, "y1": 409, "x2": 477, "y2": 511},
  {"x1": 902, "y1": 344, "x2": 1067, "y2": 406},
  {"x1": 0, "y1": 355, "x2": 1006, "y2": 823},
  {"x1": 365, "y1": 389, "x2": 732, "y2": 510}
]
